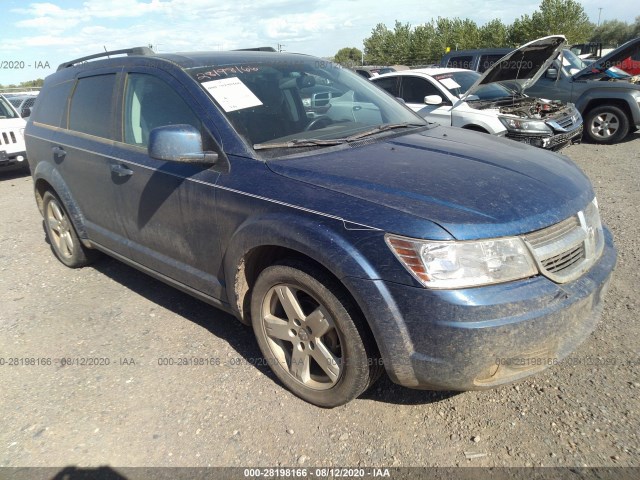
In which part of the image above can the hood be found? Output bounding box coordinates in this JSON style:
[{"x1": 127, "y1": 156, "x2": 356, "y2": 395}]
[
  {"x1": 267, "y1": 127, "x2": 593, "y2": 240},
  {"x1": 574, "y1": 37, "x2": 640, "y2": 79},
  {"x1": 463, "y1": 35, "x2": 566, "y2": 100}
]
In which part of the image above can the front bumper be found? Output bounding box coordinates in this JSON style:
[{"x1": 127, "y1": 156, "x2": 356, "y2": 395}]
[
  {"x1": 0, "y1": 150, "x2": 28, "y2": 171},
  {"x1": 506, "y1": 125, "x2": 583, "y2": 151},
  {"x1": 350, "y1": 228, "x2": 616, "y2": 390}
]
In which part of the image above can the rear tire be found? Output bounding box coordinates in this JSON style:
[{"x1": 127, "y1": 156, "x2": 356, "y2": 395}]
[
  {"x1": 584, "y1": 105, "x2": 629, "y2": 144},
  {"x1": 250, "y1": 260, "x2": 381, "y2": 407},
  {"x1": 42, "y1": 191, "x2": 97, "y2": 268}
]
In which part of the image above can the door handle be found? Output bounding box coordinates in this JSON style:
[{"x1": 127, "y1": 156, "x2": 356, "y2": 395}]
[
  {"x1": 110, "y1": 164, "x2": 134, "y2": 177},
  {"x1": 52, "y1": 146, "x2": 66, "y2": 158}
]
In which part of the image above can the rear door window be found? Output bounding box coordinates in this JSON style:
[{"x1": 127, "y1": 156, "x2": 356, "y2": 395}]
[{"x1": 68, "y1": 74, "x2": 116, "y2": 138}]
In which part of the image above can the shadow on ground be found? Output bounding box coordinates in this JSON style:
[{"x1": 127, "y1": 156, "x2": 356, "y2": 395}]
[{"x1": 53, "y1": 250, "x2": 459, "y2": 407}]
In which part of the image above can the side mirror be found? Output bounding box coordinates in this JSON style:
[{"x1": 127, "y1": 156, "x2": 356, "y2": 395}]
[
  {"x1": 546, "y1": 68, "x2": 558, "y2": 79},
  {"x1": 22, "y1": 107, "x2": 31, "y2": 118},
  {"x1": 148, "y1": 124, "x2": 218, "y2": 165},
  {"x1": 424, "y1": 95, "x2": 443, "y2": 105}
]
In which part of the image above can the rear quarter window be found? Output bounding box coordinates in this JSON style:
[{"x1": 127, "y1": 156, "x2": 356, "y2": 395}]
[
  {"x1": 31, "y1": 81, "x2": 74, "y2": 127},
  {"x1": 478, "y1": 54, "x2": 506, "y2": 73},
  {"x1": 68, "y1": 74, "x2": 116, "y2": 138},
  {"x1": 446, "y1": 56, "x2": 474, "y2": 70}
]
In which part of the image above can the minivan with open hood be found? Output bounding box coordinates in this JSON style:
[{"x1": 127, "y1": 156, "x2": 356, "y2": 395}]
[{"x1": 25, "y1": 46, "x2": 616, "y2": 407}]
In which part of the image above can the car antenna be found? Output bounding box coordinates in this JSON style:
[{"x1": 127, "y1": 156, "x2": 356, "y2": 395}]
[{"x1": 104, "y1": 46, "x2": 109, "y2": 59}]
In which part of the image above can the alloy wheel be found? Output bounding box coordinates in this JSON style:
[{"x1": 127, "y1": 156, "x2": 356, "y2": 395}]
[{"x1": 260, "y1": 284, "x2": 343, "y2": 390}]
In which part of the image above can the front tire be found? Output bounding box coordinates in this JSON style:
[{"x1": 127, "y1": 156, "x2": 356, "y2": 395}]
[
  {"x1": 251, "y1": 261, "x2": 380, "y2": 407},
  {"x1": 42, "y1": 191, "x2": 97, "y2": 268},
  {"x1": 584, "y1": 105, "x2": 629, "y2": 144}
]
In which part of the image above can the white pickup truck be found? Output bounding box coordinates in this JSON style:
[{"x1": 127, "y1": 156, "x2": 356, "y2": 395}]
[{"x1": 0, "y1": 94, "x2": 28, "y2": 172}]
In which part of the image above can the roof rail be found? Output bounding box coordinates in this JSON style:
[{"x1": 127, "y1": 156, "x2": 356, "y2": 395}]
[
  {"x1": 57, "y1": 46, "x2": 155, "y2": 71},
  {"x1": 233, "y1": 47, "x2": 277, "y2": 52}
]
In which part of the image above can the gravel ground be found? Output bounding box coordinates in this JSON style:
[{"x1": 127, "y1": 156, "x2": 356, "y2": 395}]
[{"x1": 0, "y1": 133, "x2": 638, "y2": 470}]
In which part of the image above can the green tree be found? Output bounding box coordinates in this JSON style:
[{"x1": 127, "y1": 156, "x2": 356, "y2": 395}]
[
  {"x1": 410, "y1": 22, "x2": 440, "y2": 64},
  {"x1": 590, "y1": 19, "x2": 634, "y2": 46},
  {"x1": 333, "y1": 47, "x2": 363, "y2": 67},
  {"x1": 532, "y1": 0, "x2": 593, "y2": 43},
  {"x1": 508, "y1": 14, "x2": 537, "y2": 46},
  {"x1": 479, "y1": 19, "x2": 509, "y2": 48},
  {"x1": 363, "y1": 21, "x2": 412, "y2": 65},
  {"x1": 363, "y1": 23, "x2": 393, "y2": 64}
]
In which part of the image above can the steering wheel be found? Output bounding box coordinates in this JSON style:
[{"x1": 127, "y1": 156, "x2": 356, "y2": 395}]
[{"x1": 305, "y1": 116, "x2": 333, "y2": 131}]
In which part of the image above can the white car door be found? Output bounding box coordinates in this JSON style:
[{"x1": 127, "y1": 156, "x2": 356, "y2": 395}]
[{"x1": 399, "y1": 76, "x2": 453, "y2": 126}]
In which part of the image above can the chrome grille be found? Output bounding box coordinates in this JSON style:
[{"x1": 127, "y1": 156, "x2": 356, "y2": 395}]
[
  {"x1": 554, "y1": 113, "x2": 577, "y2": 129},
  {"x1": 541, "y1": 243, "x2": 585, "y2": 273},
  {"x1": 523, "y1": 200, "x2": 604, "y2": 283},
  {"x1": 547, "y1": 107, "x2": 582, "y2": 133}
]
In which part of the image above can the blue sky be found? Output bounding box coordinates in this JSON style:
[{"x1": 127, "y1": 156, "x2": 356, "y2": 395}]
[{"x1": 1, "y1": 0, "x2": 636, "y2": 85}]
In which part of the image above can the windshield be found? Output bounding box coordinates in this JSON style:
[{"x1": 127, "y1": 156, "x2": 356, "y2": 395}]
[
  {"x1": 187, "y1": 59, "x2": 425, "y2": 149},
  {"x1": 431, "y1": 71, "x2": 513, "y2": 100},
  {"x1": 0, "y1": 96, "x2": 19, "y2": 119},
  {"x1": 561, "y1": 49, "x2": 588, "y2": 76},
  {"x1": 561, "y1": 48, "x2": 631, "y2": 79}
]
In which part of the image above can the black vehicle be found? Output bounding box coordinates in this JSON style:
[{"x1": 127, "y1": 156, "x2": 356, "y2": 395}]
[{"x1": 441, "y1": 48, "x2": 511, "y2": 73}]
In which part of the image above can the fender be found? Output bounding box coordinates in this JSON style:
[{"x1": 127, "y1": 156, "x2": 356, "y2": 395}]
[
  {"x1": 32, "y1": 160, "x2": 90, "y2": 243},
  {"x1": 222, "y1": 211, "x2": 384, "y2": 299},
  {"x1": 574, "y1": 88, "x2": 640, "y2": 124}
]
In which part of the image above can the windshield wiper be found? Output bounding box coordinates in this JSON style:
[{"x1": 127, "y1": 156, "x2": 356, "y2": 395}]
[
  {"x1": 254, "y1": 138, "x2": 347, "y2": 150},
  {"x1": 253, "y1": 123, "x2": 423, "y2": 150},
  {"x1": 344, "y1": 122, "x2": 422, "y2": 141}
]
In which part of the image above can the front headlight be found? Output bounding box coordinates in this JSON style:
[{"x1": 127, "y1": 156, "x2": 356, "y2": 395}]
[
  {"x1": 583, "y1": 197, "x2": 604, "y2": 260},
  {"x1": 499, "y1": 116, "x2": 551, "y2": 134},
  {"x1": 386, "y1": 234, "x2": 538, "y2": 289}
]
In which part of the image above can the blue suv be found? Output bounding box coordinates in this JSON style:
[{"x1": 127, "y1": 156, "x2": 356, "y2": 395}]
[{"x1": 25, "y1": 47, "x2": 616, "y2": 407}]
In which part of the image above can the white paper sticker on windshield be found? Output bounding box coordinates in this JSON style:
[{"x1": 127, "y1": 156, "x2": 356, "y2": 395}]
[
  {"x1": 201, "y1": 77, "x2": 262, "y2": 112},
  {"x1": 439, "y1": 77, "x2": 461, "y2": 90}
]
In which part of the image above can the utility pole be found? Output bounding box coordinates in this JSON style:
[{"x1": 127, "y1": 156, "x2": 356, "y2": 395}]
[{"x1": 597, "y1": 7, "x2": 602, "y2": 27}]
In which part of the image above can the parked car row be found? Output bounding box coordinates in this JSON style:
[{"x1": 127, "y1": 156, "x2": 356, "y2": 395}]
[
  {"x1": 5, "y1": 93, "x2": 38, "y2": 118},
  {"x1": 438, "y1": 36, "x2": 640, "y2": 144},
  {"x1": 22, "y1": 45, "x2": 616, "y2": 407},
  {"x1": 371, "y1": 37, "x2": 583, "y2": 150}
]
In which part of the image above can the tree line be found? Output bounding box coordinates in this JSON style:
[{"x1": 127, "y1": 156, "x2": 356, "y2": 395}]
[
  {"x1": 0, "y1": 79, "x2": 44, "y2": 92},
  {"x1": 334, "y1": 0, "x2": 640, "y2": 67}
]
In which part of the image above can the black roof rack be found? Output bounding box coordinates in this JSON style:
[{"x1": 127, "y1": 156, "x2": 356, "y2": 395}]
[
  {"x1": 57, "y1": 46, "x2": 155, "y2": 71},
  {"x1": 233, "y1": 47, "x2": 277, "y2": 52}
]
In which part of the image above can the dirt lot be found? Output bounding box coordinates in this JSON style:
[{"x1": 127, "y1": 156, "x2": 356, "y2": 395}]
[{"x1": 0, "y1": 134, "x2": 639, "y2": 470}]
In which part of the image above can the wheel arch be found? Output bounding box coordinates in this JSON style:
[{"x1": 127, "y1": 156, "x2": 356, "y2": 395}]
[
  {"x1": 222, "y1": 214, "x2": 382, "y2": 326},
  {"x1": 575, "y1": 90, "x2": 639, "y2": 125},
  {"x1": 32, "y1": 161, "x2": 90, "y2": 242},
  {"x1": 582, "y1": 98, "x2": 633, "y2": 122}
]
